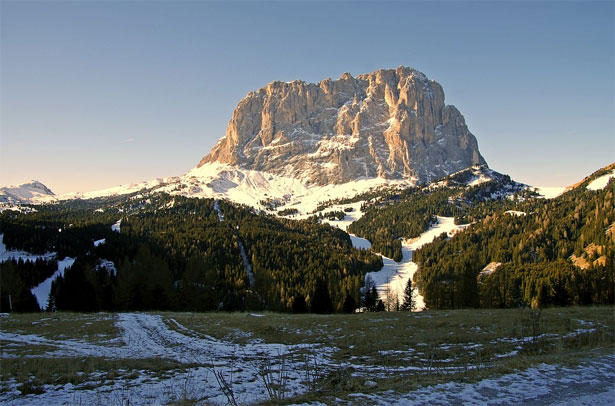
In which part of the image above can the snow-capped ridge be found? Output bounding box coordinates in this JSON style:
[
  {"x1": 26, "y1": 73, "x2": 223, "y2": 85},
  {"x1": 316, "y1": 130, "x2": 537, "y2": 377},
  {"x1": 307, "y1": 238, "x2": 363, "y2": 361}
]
[{"x1": 0, "y1": 180, "x2": 55, "y2": 204}]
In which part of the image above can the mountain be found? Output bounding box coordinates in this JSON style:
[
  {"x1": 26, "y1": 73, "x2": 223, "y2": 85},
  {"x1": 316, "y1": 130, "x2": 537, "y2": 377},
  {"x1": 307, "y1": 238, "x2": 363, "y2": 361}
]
[
  {"x1": 200, "y1": 66, "x2": 486, "y2": 185},
  {"x1": 0, "y1": 180, "x2": 55, "y2": 204},
  {"x1": 1, "y1": 67, "x2": 489, "y2": 210}
]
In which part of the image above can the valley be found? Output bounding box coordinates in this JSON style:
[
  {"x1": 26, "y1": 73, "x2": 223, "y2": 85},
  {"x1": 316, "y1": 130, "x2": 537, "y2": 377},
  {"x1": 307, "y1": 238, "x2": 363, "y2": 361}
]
[{"x1": 1, "y1": 65, "x2": 613, "y2": 405}]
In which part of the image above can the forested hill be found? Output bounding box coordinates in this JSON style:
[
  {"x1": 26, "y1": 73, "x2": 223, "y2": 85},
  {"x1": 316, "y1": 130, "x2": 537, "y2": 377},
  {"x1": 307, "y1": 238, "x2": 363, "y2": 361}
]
[
  {"x1": 413, "y1": 164, "x2": 614, "y2": 309},
  {"x1": 2, "y1": 163, "x2": 613, "y2": 314},
  {"x1": 347, "y1": 165, "x2": 527, "y2": 260},
  {"x1": 1, "y1": 194, "x2": 381, "y2": 313}
]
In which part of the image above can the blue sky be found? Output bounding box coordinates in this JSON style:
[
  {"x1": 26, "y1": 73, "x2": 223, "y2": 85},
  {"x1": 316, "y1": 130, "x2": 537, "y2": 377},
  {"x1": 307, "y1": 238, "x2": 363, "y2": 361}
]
[{"x1": 1, "y1": 1, "x2": 613, "y2": 194}]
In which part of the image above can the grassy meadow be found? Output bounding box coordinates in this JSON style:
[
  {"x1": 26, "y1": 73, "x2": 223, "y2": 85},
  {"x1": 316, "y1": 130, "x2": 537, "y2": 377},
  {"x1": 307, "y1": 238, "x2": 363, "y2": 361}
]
[{"x1": 1, "y1": 306, "x2": 613, "y2": 405}]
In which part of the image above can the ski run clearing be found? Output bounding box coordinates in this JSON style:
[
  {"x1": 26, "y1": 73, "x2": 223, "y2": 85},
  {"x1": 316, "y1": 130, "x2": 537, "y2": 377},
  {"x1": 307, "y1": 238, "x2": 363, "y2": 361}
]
[
  {"x1": 321, "y1": 205, "x2": 468, "y2": 311},
  {"x1": 0, "y1": 234, "x2": 76, "y2": 310},
  {"x1": 365, "y1": 216, "x2": 469, "y2": 311}
]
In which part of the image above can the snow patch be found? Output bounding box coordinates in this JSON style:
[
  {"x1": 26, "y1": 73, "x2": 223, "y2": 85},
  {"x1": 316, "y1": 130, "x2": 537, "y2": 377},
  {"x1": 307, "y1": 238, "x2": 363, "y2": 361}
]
[
  {"x1": 342, "y1": 354, "x2": 615, "y2": 406},
  {"x1": 0, "y1": 234, "x2": 55, "y2": 263},
  {"x1": 587, "y1": 169, "x2": 615, "y2": 191},
  {"x1": 366, "y1": 217, "x2": 469, "y2": 311},
  {"x1": 30, "y1": 257, "x2": 76, "y2": 310},
  {"x1": 533, "y1": 186, "x2": 566, "y2": 199}
]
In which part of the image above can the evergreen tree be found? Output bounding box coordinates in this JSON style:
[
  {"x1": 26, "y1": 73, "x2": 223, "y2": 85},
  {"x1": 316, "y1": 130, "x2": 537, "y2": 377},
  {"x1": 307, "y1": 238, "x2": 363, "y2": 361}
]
[
  {"x1": 400, "y1": 278, "x2": 415, "y2": 311},
  {"x1": 363, "y1": 275, "x2": 377, "y2": 311},
  {"x1": 375, "y1": 299, "x2": 385, "y2": 312}
]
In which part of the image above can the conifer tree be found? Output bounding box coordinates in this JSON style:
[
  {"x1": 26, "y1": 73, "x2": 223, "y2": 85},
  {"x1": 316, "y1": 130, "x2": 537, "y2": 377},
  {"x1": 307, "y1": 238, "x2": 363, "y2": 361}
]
[{"x1": 400, "y1": 278, "x2": 415, "y2": 311}]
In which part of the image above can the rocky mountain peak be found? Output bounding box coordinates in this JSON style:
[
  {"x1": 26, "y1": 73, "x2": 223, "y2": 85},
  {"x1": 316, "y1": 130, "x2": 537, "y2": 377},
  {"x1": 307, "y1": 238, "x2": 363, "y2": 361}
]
[{"x1": 199, "y1": 66, "x2": 486, "y2": 185}]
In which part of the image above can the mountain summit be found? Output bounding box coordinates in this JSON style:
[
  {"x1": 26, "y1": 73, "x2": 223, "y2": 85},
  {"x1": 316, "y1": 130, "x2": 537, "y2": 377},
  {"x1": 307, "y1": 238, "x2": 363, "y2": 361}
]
[
  {"x1": 200, "y1": 66, "x2": 486, "y2": 185},
  {"x1": 0, "y1": 180, "x2": 55, "y2": 204}
]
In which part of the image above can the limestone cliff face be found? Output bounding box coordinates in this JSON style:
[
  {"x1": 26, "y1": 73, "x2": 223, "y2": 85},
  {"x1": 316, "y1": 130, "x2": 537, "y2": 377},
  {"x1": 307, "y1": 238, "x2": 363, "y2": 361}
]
[{"x1": 200, "y1": 66, "x2": 486, "y2": 185}]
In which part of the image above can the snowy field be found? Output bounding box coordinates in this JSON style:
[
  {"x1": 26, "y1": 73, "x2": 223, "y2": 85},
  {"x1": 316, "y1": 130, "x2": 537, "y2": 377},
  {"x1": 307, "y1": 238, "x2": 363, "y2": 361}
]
[
  {"x1": 1, "y1": 308, "x2": 613, "y2": 405},
  {"x1": 340, "y1": 354, "x2": 615, "y2": 405},
  {"x1": 1, "y1": 312, "x2": 335, "y2": 405}
]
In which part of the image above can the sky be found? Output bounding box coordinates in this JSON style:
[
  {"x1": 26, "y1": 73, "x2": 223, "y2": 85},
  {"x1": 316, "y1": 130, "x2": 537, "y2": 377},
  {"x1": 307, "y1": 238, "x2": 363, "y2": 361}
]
[{"x1": 1, "y1": 1, "x2": 613, "y2": 194}]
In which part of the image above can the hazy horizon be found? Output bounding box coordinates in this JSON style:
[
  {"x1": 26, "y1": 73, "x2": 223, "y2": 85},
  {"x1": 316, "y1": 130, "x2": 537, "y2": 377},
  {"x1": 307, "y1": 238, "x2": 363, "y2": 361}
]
[{"x1": 1, "y1": 1, "x2": 613, "y2": 195}]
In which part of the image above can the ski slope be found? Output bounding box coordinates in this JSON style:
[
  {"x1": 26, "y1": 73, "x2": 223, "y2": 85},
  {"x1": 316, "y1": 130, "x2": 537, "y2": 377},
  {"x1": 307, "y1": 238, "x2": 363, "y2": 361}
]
[{"x1": 366, "y1": 217, "x2": 469, "y2": 311}]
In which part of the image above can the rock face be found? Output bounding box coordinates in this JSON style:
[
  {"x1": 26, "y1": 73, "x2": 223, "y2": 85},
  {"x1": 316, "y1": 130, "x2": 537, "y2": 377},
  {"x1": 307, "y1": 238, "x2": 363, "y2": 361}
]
[{"x1": 200, "y1": 66, "x2": 486, "y2": 185}]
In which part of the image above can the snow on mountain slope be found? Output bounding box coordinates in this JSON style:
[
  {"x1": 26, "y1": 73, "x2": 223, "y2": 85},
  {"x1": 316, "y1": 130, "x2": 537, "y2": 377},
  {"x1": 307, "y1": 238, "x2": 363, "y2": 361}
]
[
  {"x1": 0, "y1": 234, "x2": 55, "y2": 263},
  {"x1": 31, "y1": 257, "x2": 76, "y2": 310},
  {"x1": 533, "y1": 186, "x2": 567, "y2": 199},
  {"x1": 52, "y1": 162, "x2": 413, "y2": 215},
  {"x1": 0, "y1": 180, "x2": 55, "y2": 204},
  {"x1": 587, "y1": 169, "x2": 615, "y2": 191},
  {"x1": 365, "y1": 217, "x2": 470, "y2": 311},
  {"x1": 0, "y1": 234, "x2": 74, "y2": 310}
]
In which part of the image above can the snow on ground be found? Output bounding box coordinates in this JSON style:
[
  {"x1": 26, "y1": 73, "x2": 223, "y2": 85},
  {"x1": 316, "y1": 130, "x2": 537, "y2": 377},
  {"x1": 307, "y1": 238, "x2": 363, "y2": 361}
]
[
  {"x1": 96, "y1": 259, "x2": 116, "y2": 275},
  {"x1": 341, "y1": 354, "x2": 615, "y2": 406},
  {"x1": 111, "y1": 219, "x2": 121, "y2": 232},
  {"x1": 0, "y1": 234, "x2": 55, "y2": 263},
  {"x1": 505, "y1": 210, "x2": 526, "y2": 216},
  {"x1": 31, "y1": 257, "x2": 76, "y2": 309},
  {"x1": 319, "y1": 201, "x2": 365, "y2": 231},
  {"x1": 350, "y1": 235, "x2": 372, "y2": 250},
  {"x1": 316, "y1": 201, "x2": 373, "y2": 250},
  {"x1": 366, "y1": 217, "x2": 469, "y2": 311},
  {"x1": 0, "y1": 234, "x2": 74, "y2": 310},
  {"x1": 213, "y1": 200, "x2": 224, "y2": 221},
  {"x1": 93, "y1": 238, "x2": 106, "y2": 247},
  {"x1": 533, "y1": 186, "x2": 567, "y2": 199},
  {"x1": 0, "y1": 313, "x2": 336, "y2": 406},
  {"x1": 467, "y1": 172, "x2": 492, "y2": 187},
  {"x1": 51, "y1": 162, "x2": 412, "y2": 215},
  {"x1": 587, "y1": 169, "x2": 615, "y2": 191}
]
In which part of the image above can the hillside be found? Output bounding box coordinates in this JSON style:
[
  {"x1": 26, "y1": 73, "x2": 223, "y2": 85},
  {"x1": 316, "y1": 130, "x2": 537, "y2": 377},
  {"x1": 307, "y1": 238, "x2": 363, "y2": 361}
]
[
  {"x1": 0, "y1": 193, "x2": 380, "y2": 313},
  {"x1": 413, "y1": 164, "x2": 615, "y2": 309}
]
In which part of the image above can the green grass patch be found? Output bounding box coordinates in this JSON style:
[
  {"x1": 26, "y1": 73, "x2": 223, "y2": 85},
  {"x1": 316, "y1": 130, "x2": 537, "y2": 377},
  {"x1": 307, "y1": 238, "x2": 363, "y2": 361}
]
[{"x1": 0, "y1": 312, "x2": 119, "y2": 344}]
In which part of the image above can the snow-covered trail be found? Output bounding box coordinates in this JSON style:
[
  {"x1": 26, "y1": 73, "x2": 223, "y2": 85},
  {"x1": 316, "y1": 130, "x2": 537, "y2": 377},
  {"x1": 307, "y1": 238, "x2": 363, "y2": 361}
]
[
  {"x1": 0, "y1": 313, "x2": 331, "y2": 364},
  {"x1": 0, "y1": 233, "x2": 76, "y2": 310},
  {"x1": 1, "y1": 313, "x2": 335, "y2": 406},
  {"x1": 366, "y1": 217, "x2": 469, "y2": 311},
  {"x1": 116, "y1": 313, "x2": 321, "y2": 365},
  {"x1": 340, "y1": 354, "x2": 615, "y2": 405},
  {"x1": 318, "y1": 204, "x2": 468, "y2": 311},
  {"x1": 31, "y1": 257, "x2": 76, "y2": 309}
]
